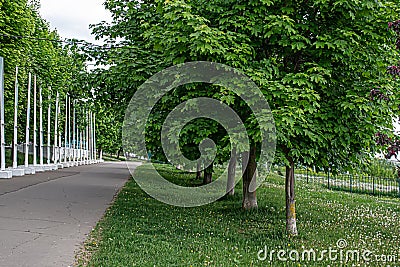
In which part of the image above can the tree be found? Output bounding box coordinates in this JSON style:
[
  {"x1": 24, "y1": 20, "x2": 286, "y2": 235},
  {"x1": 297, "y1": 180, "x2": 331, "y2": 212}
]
[
  {"x1": 0, "y1": 0, "x2": 87, "y2": 164},
  {"x1": 374, "y1": 19, "x2": 400, "y2": 169},
  {"x1": 90, "y1": 0, "x2": 400, "y2": 236}
]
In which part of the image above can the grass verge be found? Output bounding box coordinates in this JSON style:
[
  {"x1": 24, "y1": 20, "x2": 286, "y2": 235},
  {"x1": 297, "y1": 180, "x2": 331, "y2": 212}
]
[{"x1": 76, "y1": 164, "x2": 400, "y2": 267}]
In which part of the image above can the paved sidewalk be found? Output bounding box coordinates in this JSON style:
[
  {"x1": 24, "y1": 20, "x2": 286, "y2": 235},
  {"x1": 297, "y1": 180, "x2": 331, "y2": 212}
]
[{"x1": 0, "y1": 161, "x2": 140, "y2": 267}]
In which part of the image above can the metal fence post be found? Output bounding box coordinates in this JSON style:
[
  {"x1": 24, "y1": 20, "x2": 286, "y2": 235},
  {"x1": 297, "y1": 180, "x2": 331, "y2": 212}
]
[
  {"x1": 306, "y1": 167, "x2": 309, "y2": 183},
  {"x1": 397, "y1": 179, "x2": 400, "y2": 198},
  {"x1": 350, "y1": 174, "x2": 353, "y2": 193},
  {"x1": 327, "y1": 169, "x2": 330, "y2": 189},
  {"x1": 373, "y1": 176, "x2": 376, "y2": 195}
]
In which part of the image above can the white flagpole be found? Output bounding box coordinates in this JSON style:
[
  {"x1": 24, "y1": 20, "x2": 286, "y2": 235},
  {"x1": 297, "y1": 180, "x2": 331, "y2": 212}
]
[
  {"x1": 93, "y1": 113, "x2": 97, "y2": 162},
  {"x1": 39, "y1": 86, "x2": 43, "y2": 166},
  {"x1": 88, "y1": 111, "x2": 92, "y2": 162},
  {"x1": 76, "y1": 128, "x2": 79, "y2": 164},
  {"x1": 0, "y1": 58, "x2": 6, "y2": 171},
  {"x1": 58, "y1": 101, "x2": 62, "y2": 164},
  {"x1": 9, "y1": 66, "x2": 25, "y2": 176},
  {"x1": 78, "y1": 117, "x2": 80, "y2": 162},
  {"x1": 86, "y1": 111, "x2": 89, "y2": 163},
  {"x1": 73, "y1": 101, "x2": 76, "y2": 164},
  {"x1": 33, "y1": 75, "x2": 37, "y2": 167},
  {"x1": 0, "y1": 58, "x2": 11, "y2": 178},
  {"x1": 25, "y1": 73, "x2": 31, "y2": 168},
  {"x1": 91, "y1": 111, "x2": 95, "y2": 162},
  {"x1": 68, "y1": 96, "x2": 71, "y2": 163},
  {"x1": 64, "y1": 94, "x2": 68, "y2": 164},
  {"x1": 89, "y1": 111, "x2": 92, "y2": 162},
  {"x1": 80, "y1": 130, "x2": 83, "y2": 162},
  {"x1": 54, "y1": 92, "x2": 59, "y2": 164},
  {"x1": 12, "y1": 67, "x2": 19, "y2": 169},
  {"x1": 47, "y1": 91, "x2": 51, "y2": 165}
]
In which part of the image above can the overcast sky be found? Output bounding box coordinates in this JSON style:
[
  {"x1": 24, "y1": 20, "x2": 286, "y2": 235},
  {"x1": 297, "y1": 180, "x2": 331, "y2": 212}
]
[{"x1": 39, "y1": 0, "x2": 112, "y2": 44}]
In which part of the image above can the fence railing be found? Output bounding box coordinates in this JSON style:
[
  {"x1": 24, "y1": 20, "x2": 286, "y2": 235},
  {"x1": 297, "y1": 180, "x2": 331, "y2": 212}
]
[{"x1": 273, "y1": 167, "x2": 400, "y2": 198}]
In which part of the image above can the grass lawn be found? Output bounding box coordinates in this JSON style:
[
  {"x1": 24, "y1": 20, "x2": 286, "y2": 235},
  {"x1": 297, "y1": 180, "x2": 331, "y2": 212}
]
[
  {"x1": 76, "y1": 164, "x2": 400, "y2": 266},
  {"x1": 101, "y1": 154, "x2": 127, "y2": 162}
]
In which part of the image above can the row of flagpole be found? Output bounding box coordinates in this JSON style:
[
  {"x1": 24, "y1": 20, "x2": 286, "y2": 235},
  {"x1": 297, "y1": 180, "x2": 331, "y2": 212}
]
[{"x1": 0, "y1": 57, "x2": 102, "y2": 178}]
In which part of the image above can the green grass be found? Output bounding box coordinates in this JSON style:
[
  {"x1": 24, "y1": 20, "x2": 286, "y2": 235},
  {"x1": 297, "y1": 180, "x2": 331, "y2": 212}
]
[
  {"x1": 102, "y1": 154, "x2": 127, "y2": 162},
  {"x1": 76, "y1": 164, "x2": 400, "y2": 267}
]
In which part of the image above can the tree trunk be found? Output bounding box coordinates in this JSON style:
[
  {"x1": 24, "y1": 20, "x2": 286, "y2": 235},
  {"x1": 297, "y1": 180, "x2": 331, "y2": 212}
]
[
  {"x1": 286, "y1": 160, "x2": 298, "y2": 236},
  {"x1": 196, "y1": 161, "x2": 202, "y2": 180},
  {"x1": 226, "y1": 147, "x2": 236, "y2": 196},
  {"x1": 203, "y1": 163, "x2": 213, "y2": 185},
  {"x1": 242, "y1": 146, "x2": 258, "y2": 209}
]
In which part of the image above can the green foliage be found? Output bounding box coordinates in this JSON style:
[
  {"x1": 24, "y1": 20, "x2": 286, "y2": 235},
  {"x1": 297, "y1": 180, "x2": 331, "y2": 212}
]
[
  {"x1": 0, "y1": 0, "x2": 87, "y2": 145},
  {"x1": 95, "y1": 107, "x2": 122, "y2": 154},
  {"x1": 366, "y1": 158, "x2": 397, "y2": 178},
  {"x1": 90, "y1": 0, "x2": 400, "y2": 170}
]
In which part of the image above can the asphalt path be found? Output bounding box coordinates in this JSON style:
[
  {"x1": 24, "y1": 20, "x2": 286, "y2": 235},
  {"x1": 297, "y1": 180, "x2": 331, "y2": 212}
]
[{"x1": 0, "y1": 161, "x2": 139, "y2": 267}]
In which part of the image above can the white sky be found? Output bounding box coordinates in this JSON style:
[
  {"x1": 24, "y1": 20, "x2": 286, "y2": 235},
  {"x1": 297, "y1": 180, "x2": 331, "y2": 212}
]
[{"x1": 39, "y1": 0, "x2": 112, "y2": 44}]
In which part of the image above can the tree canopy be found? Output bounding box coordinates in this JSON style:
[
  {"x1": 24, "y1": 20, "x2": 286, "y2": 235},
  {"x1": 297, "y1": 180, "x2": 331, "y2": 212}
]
[
  {"x1": 91, "y1": 0, "x2": 400, "y2": 168},
  {"x1": 0, "y1": 0, "x2": 87, "y2": 144},
  {"x1": 89, "y1": 0, "x2": 400, "y2": 234}
]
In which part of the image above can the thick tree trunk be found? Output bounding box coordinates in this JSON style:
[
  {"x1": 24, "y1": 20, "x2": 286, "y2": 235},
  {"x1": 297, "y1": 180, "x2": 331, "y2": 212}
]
[
  {"x1": 242, "y1": 146, "x2": 258, "y2": 209},
  {"x1": 226, "y1": 147, "x2": 236, "y2": 196},
  {"x1": 203, "y1": 163, "x2": 213, "y2": 185},
  {"x1": 286, "y1": 161, "x2": 298, "y2": 236}
]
